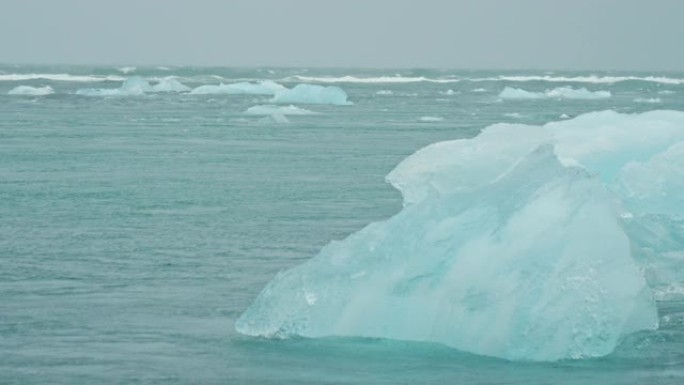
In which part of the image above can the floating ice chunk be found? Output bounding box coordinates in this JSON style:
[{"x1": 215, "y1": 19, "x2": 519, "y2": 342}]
[
  {"x1": 151, "y1": 78, "x2": 191, "y2": 93},
  {"x1": 271, "y1": 84, "x2": 352, "y2": 105},
  {"x1": 190, "y1": 80, "x2": 286, "y2": 95},
  {"x1": 236, "y1": 145, "x2": 657, "y2": 361},
  {"x1": 499, "y1": 87, "x2": 611, "y2": 100},
  {"x1": 376, "y1": 90, "x2": 393, "y2": 95},
  {"x1": 7, "y1": 85, "x2": 54, "y2": 96},
  {"x1": 245, "y1": 105, "x2": 317, "y2": 116},
  {"x1": 634, "y1": 97, "x2": 662, "y2": 104},
  {"x1": 76, "y1": 76, "x2": 152, "y2": 96},
  {"x1": 560, "y1": 113, "x2": 570, "y2": 119},
  {"x1": 419, "y1": 116, "x2": 444, "y2": 122}
]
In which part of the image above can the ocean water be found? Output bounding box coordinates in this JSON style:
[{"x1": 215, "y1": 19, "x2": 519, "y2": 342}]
[{"x1": 2, "y1": 65, "x2": 684, "y2": 384}]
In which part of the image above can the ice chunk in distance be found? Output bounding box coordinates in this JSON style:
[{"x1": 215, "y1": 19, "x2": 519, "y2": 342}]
[
  {"x1": 76, "y1": 76, "x2": 153, "y2": 96},
  {"x1": 236, "y1": 145, "x2": 657, "y2": 361},
  {"x1": 271, "y1": 84, "x2": 352, "y2": 105}
]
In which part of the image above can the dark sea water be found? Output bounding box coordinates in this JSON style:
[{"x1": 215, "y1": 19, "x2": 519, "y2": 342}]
[{"x1": 2, "y1": 65, "x2": 684, "y2": 384}]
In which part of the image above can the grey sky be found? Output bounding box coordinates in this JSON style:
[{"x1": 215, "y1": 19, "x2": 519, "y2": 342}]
[{"x1": 2, "y1": 0, "x2": 683, "y2": 70}]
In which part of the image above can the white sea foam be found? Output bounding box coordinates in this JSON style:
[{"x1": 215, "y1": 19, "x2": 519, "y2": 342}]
[
  {"x1": 658, "y1": 90, "x2": 675, "y2": 95},
  {"x1": 504, "y1": 112, "x2": 524, "y2": 119},
  {"x1": 634, "y1": 97, "x2": 662, "y2": 104},
  {"x1": 499, "y1": 87, "x2": 611, "y2": 100},
  {"x1": 244, "y1": 105, "x2": 317, "y2": 116},
  {"x1": 419, "y1": 116, "x2": 444, "y2": 122},
  {"x1": 376, "y1": 90, "x2": 393, "y2": 95},
  {"x1": 0, "y1": 73, "x2": 125, "y2": 82},
  {"x1": 472, "y1": 88, "x2": 487, "y2": 93},
  {"x1": 282, "y1": 75, "x2": 460, "y2": 84},
  {"x1": 117, "y1": 66, "x2": 136, "y2": 74},
  {"x1": 472, "y1": 75, "x2": 684, "y2": 85},
  {"x1": 190, "y1": 80, "x2": 286, "y2": 95},
  {"x1": 7, "y1": 85, "x2": 55, "y2": 96},
  {"x1": 441, "y1": 89, "x2": 458, "y2": 95},
  {"x1": 151, "y1": 78, "x2": 191, "y2": 93}
]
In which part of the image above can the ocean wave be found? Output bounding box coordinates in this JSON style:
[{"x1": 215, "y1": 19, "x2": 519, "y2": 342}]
[
  {"x1": 0, "y1": 73, "x2": 125, "y2": 82},
  {"x1": 499, "y1": 86, "x2": 611, "y2": 100},
  {"x1": 472, "y1": 75, "x2": 684, "y2": 85},
  {"x1": 418, "y1": 116, "x2": 444, "y2": 122},
  {"x1": 281, "y1": 75, "x2": 460, "y2": 84},
  {"x1": 190, "y1": 80, "x2": 286, "y2": 95},
  {"x1": 244, "y1": 105, "x2": 317, "y2": 116},
  {"x1": 7, "y1": 85, "x2": 55, "y2": 96},
  {"x1": 634, "y1": 97, "x2": 662, "y2": 104}
]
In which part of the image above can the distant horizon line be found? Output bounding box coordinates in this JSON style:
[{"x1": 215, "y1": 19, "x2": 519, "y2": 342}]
[{"x1": 1, "y1": 62, "x2": 682, "y2": 74}]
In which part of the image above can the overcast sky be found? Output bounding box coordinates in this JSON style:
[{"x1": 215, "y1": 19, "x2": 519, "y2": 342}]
[{"x1": 2, "y1": 0, "x2": 683, "y2": 70}]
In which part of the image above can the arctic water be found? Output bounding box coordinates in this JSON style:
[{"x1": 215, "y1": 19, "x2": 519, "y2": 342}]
[{"x1": 2, "y1": 64, "x2": 684, "y2": 384}]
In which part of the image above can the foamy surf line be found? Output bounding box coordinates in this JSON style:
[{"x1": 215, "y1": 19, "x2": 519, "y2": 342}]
[
  {"x1": 0, "y1": 74, "x2": 126, "y2": 82},
  {"x1": 470, "y1": 75, "x2": 684, "y2": 85},
  {"x1": 281, "y1": 75, "x2": 461, "y2": 84},
  {"x1": 281, "y1": 74, "x2": 684, "y2": 85}
]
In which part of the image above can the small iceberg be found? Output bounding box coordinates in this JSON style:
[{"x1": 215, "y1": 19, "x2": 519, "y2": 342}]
[
  {"x1": 271, "y1": 84, "x2": 352, "y2": 106},
  {"x1": 236, "y1": 110, "x2": 684, "y2": 362},
  {"x1": 8, "y1": 85, "x2": 54, "y2": 96},
  {"x1": 77, "y1": 76, "x2": 191, "y2": 96}
]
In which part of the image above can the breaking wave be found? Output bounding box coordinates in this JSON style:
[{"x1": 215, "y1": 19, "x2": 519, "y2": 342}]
[
  {"x1": 7, "y1": 85, "x2": 55, "y2": 96},
  {"x1": 499, "y1": 87, "x2": 611, "y2": 100},
  {"x1": 0, "y1": 73, "x2": 125, "y2": 82},
  {"x1": 244, "y1": 105, "x2": 317, "y2": 116}
]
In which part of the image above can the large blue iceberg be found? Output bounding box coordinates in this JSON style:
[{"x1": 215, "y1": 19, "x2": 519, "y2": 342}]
[{"x1": 236, "y1": 110, "x2": 684, "y2": 361}]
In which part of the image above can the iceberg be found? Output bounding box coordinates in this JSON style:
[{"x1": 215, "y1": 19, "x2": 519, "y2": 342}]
[
  {"x1": 76, "y1": 76, "x2": 191, "y2": 95},
  {"x1": 76, "y1": 76, "x2": 153, "y2": 96},
  {"x1": 8, "y1": 85, "x2": 54, "y2": 96},
  {"x1": 271, "y1": 84, "x2": 352, "y2": 106},
  {"x1": 245, "y1": 105, "x2": 317, "y2": 116},
  {"x1": 237, "y1": 110, "x2": 684, "y2": 361},
  {"x1": 190, "y1": 80, "x2": 286, "y2": 95},
  {"x1": 499, "y1": 87, "x2": 611, "y2": 100}
]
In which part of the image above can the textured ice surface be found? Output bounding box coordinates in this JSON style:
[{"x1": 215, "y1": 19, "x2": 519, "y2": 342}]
[
  {"x1": 236, "y1": 144, "x2": 657, "y2": 361},
  {"x1": 236, "y1": 111, "x2": 684, "y2": 361},
  {"x1": 245, "y1": 105, "x2": 317, "y2": 116},
  {"x1": 271, "y1": 84, "x2": 352, "y2": 105},
  {"x1": 8, "y1": 85, "x2": 54, "y2": 96},
  {"x1": 499, "y1": 87, "x2": 611, "y2": 100},
  {"x1": 190, "y1": 80, "x2": 286, "y2": 95}
]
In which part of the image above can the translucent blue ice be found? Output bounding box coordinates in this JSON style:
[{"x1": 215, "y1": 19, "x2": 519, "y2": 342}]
[{"x1": 237, "y1": 110, "x2": 684, "y2": 361}]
